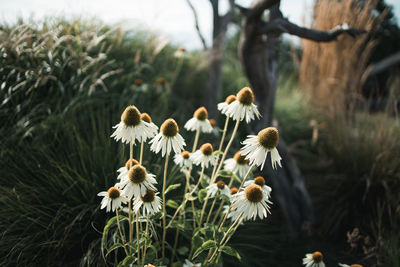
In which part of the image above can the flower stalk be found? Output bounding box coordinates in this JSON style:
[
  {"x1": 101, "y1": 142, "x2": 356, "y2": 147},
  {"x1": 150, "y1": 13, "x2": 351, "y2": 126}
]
[{"x1": 161, "y1": 153, "x2": 169, "y2": 259}]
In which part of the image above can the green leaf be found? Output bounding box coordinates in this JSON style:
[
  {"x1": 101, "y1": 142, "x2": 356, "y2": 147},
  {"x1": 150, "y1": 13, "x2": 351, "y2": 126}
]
[
  {"x1": 213, "y1": 150, "x2": 223, "y2": 156},
  {"x1": 191, "y1": 234, "x2": 203, "y2": 249},
  {"x1": 193, "y1": 240, "x2": 217, "y2": 259},
  {"x1": 105, "y1": 243, "x2": 124, "y2": 256},
  {"x1": 213, "y1": 229, "x2": 224, "y2": 243},
  {"x1": 117, "y1": 255, "x2": 136, "y2": 266},
  {"x1": 232, "y1": 173, "x2": 241, "y2": 183},
  {"x1": 166, "y1": 199, "x2": 179, "y2": 209},
  {"x1": 102, "y1": 215, "x2": 118, "y2": 248},
  {"x1": 165, "y1": 183, "x2": 181, "y2": 194},
  {"x1": 220, "y1": 246, "x2": 241, "y2": 261},
  {"x1": 144, "y1": 244, "x2": 158, "y2": 262},
  {"x1": 200, "y1": 173, "x2": 210, "y2": 188},
  {"x1": 177, "y1": 246, "x2": 189, "y2": 255},
  {"x1": 185, "y1": 193, "x2": 197, "y2": 201},
  {"x1": 217, "y1": 169, "x2": 234, "y2": 178},
  {"x1": 219, "y1": 194, "x2": 230, "y2": 203},
  {"x1": 198, "y1": 189, "x2": 207, "y2": 203}
]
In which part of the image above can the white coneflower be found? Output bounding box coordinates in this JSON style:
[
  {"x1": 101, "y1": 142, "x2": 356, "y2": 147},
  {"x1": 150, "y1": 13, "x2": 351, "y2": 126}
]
[
  {"x1": 217, "y1": 95, "x2": 237, "y2": 116},
  {"x1": 230, "y1": 187, "x2": 239, "y2": 195},
  {"x1": 207, "y1": 180, "x2": 230, "y2": 198},
  {"x1": 174, "y1": 150, "x2": 192, "y2": 168},
  {"x1": 174, "y1": 46, "x2": 186, "y2": 58},
  {"x1": 224, "y1": 87, "x2": 260, "y2": 123},
  {"x1": 150, "y1": 118, "x2": 186, "y2": 157},
  {"x1": 244, "y1": 176, "x2": 272, "y2": 200},
  {"x1": 183, "y1": 259, "x2": 202, "y2": 267},
  {"x1": 119, "y1": 165, "x2": 157, "y2": 199},
  {"x1": 230, "y1": 184, "x2": 271, "y2": 221},
  {"x1": 111, "y1": 105, "x2": 154, "y2": 144},
  {"x1": 209, "y1": 118, "x2": 217, "y2": 128},
  {"x1": 241, "y1": 127, "x2": 282, "y2": 170},
  {"x1": 116, "y1": 158, "x2": 139, "y2": 183},
  {"x1": 133, "y1": 189, "x2": 162, "y2": 216},
  {"x1": 97, "y1": 187, "x2": 128, "y2": 212},
  {"x1": 303, "y1": 251, "x2": 325, "y2": 267},
  {"x1": 144, "y1": 265, "x2": 155, "y2": 267},
  {"x1": 224, "y1": 150, "x2": 250, "y2": 178},
  {"x1": 190, "y1": 143, "x2": 217, "y2": 168},
  {"x1": 184, "y1": 106, "x2": 213, "y2": 133},
  {"x1": 140, "y1": 113, "x2": 158, "y2": 141}
]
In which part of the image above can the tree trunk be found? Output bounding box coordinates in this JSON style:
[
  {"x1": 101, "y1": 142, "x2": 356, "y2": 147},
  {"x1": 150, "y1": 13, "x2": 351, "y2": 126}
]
[
  {"x1": 239, "y1": 2, "x2": 314, "y2": 235},
  {"x1": 204, "y1": 0, "x2": 235, "y2": 119},
  {"x1": 206, "y1": 31, "x2": 226, "y2": 119}
]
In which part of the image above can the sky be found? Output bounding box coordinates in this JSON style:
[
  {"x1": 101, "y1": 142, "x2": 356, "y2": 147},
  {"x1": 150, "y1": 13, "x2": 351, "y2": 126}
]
[{"x1": 0, "y1": 0, "x2": 399, "y2": 49}]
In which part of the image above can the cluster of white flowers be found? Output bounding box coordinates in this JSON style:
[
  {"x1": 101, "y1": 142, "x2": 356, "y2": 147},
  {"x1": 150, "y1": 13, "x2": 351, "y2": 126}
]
[
  {"x1": 97, "y1": 86, "x2": 286, "y2": 266},
  {"x1": 98, "y1": 106, "x2": 167, "y2": 215}
]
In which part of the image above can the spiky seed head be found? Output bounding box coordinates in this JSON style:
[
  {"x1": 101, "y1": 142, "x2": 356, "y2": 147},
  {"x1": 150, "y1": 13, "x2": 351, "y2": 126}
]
[
  {"x1": 254, "y1": 176, "x2": 266, "y2": 186},
  {"x1": 225, "y1": 95, "x2": 237, "y2": 104},
  {"x1": 194, "y1": 106, "x2": 208, "y2": 121},
  {"x1": 178, "y1": 46, "x2": 185, "y2": 52},
  {"x1": 140, "y1": 113, "x2": 152, "y2": 123},
  {"x1": 244, "y1": 184, "x2": 264, "y2": 203},
  {"x1": 121, "y1": 106, "x2": 141, "y2": 127},
  {"x1": 200, "y1": 143, "x2": 213, "y2": 156},
  {"x1": 181, "y1": 151, "x2": 190, "y2": 159},
  {"x1": 209, "y1": 118, "x2": 216, "y2": 127},
  {"x1": 128, "y1": 165, "x2": 147, "y2": 184},
  {"x1": 125, "y1": 158, "x2": 139, "y2": 170},
  {"x1": 141, "y1": 189, "x2": 156, "y2": 203},
  {"x1": 230, "y1": 187, "x2": 238, "y2": 195},
  {"x1": 216, "y1": 180, "x2": 226, "y2": 190},
  {"x1": 234, "y1": 150, "x2": 249, "y2": 165},
  {"x1": 237, "y1": 87, "x2": 254, "y2": 105},
  {"x1": 161, "y1": 118, "x2": 179, "y2": 137},
  {"x1": 312, "y1": 252, "x2": 323, "y2": 263},
  {"x1": 107, "y1": 187, "x2": 120, "y2": 199},
  {"x1": 135, "y1": 78, "x2": 143, "y2": 86},
  {"x1": 257, "y1": 127, "x2": 279, "y2": 150}
]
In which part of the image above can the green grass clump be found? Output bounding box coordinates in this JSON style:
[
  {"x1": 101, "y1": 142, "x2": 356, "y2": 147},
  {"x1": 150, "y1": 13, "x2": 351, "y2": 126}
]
[{"x1": 0, "y1": 17, "x2": 208, "y2": 266}]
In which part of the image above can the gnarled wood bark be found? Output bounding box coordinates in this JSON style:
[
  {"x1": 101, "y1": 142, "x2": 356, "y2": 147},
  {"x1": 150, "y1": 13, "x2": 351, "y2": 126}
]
[
  {"x1": 206, "y1": 0, "x2": 235, "y2": 118},
  {"x1": 237, "y1": 0, "x2": 366, "y2": 235}
]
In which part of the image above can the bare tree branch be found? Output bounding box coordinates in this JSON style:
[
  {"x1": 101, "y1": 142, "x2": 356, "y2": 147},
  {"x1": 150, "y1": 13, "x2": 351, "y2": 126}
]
[
  {"x1": 361, "y1": 51, "x2": 400, "y2": 84},
  {"x1": 186, "y1": 0, "x2": 208, "y2": 50},
  {"x1": 235, "y1": 3, "x2": 250, "y2": 16},
  {"x1": 367, "y1": 51, "x2": 400, "y2": 77},
  {"x1": 258, "y1": 18, "x2": 366, "y2": 42},
  {"x1": 248, "y1": 0, "x2": 280, "y2": 20}
]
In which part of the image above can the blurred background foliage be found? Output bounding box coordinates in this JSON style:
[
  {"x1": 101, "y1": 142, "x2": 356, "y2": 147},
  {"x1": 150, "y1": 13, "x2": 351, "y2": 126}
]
[{"x1": 0, "y1": 1, "x2": 399, "y2": 265}]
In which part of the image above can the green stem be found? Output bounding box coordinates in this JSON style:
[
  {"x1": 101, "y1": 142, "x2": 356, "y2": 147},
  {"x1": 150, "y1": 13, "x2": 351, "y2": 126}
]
[
  {"x1": 211, "y1": 119, "x2": 240, "y2": 185},
  {"x1": 211, "y1": 200, "x2": 224, "y2": 225},
  {"x1": 238, "y1": 164, "x2": 255, "y2": 191},
  {"x1": 142, "y1": 215, "x2": 149, "y2": 266},
  {"x1": 116, "y1": 209, "x2": 129, "y2": 256},
  {"x1": 139, "y1": 140, "x2": 144, "y2": 164},
  {"x1": 192, "y1": 128, "x2": 200, "y2": 153},
  {"x1": 207, "y1": 213, "x2": 243, "y2": 264},
  {"x1": 210, "y1": 116, "x2": 230, "y2": 180},
  {"x1": 136, "y1": 211, "x2": 141, "y2": 266},
  {"x1": 199, "y1": 119, "x2": 240, "y2": 226},
  {"x1": 161, "y1": 153, "x2": 169, "y2": 259},
  {"x1": 205, "y1": 194, "x2": 218, "y2": 224},
  {"x1": 129, "y1": 139, "x2": 134, "y2": 250},
  {"x1": 218, "y1": 164, "x2": 254, "y2": 231},
  {"x1": 166, "y1": 166, "x2": 204, "y2": 229}
]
